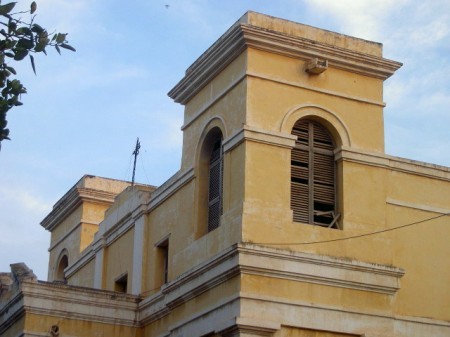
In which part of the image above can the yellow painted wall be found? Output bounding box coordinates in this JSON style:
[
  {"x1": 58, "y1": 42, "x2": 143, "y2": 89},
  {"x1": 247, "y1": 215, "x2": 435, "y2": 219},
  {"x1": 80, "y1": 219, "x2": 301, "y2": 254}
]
[
  {"x1": 104, "y1": 228, "x2": 135, "y2": 292},
  {"x1": 142, "y1": 276, "x2": 240, "y2": 337},
  {"x1": 24, "y1": 313, "x2": 139, "y2": 337},
  {"x1": 276, "y1": 326, "x2": 358, "y2": 337},
  {"x1": 247, "y1": 49, "x2": 385, "y2": 153},
  {"x1": 181, "y1": 52, "x2": 247, "y2": 170},
  {"x1": 67, "y1": 258, "x2": 95, "y2": 287},
  {"x1": 37, "y1": 12, "x2": 450, "y2": 335}
]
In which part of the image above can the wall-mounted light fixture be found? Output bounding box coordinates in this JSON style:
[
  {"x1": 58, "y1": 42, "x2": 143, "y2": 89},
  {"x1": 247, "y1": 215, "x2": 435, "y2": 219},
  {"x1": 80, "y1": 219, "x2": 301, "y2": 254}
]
[{"x1": 305, "y1": 58, "x2": 328, "y2": 74}]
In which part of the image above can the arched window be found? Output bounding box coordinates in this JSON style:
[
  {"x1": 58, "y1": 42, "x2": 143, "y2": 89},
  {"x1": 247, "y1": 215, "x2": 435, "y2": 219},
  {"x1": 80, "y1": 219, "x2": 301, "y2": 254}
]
[
  {"x1": 55, "y1": 253, "x2": 68, "y2": 283},
  {"x1": 197, "y1": 126, "x2": 224, "y2": 236},
  {"x1": 291, "y1": 119, "x2": 339, "y2": 228},
  {"x1": 207, "y1": 137, "x2": 223, "y2": 232}
]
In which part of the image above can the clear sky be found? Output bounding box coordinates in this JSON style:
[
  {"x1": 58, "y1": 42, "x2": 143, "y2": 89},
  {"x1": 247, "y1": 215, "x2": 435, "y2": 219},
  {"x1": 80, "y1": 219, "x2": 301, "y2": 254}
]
[{"x1": 1, "y1": 0, "x2": 449, "y2": 280}]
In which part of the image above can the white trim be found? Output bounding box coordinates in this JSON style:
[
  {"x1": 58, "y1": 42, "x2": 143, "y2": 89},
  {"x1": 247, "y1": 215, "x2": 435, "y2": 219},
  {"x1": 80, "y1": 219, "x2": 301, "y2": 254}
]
[
  {"x1": 386, "y1": 198, "x2": 450, "y2": 214},
  {"x1": 93, "y1": 239, "x2": 105, "y2": 289},
  {"x1": 147, "y1": 169, "x2": 195, "y2": 212},
  {"x1": 247, "y1": 70, "x2": 386, "y2": 107},
  {"x1": 131, "y1": 216, "x2": 145, "y2": 295},
  {"x1": 337, "y1": 147, "x2": 450, "y2": 181},
  {"x1": 169, "y1": 22, "x2": 401, "y2": 104},
  {"x1": 181, "y1": 72, "x2": 246, "y2": 130},
  {"x1": 47, "y1": 220, "x2": 99, "y2": 252},
  {"x1": 223, "y1": 125, "x2": 296, "y2": 153}
]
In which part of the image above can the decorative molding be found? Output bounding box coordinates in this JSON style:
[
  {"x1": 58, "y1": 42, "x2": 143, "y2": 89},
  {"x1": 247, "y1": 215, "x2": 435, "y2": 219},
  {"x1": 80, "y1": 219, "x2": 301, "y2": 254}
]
[
  {"x1": 386, "y1": 198, "x2": 450, "y2": 215},
  {"x1": 41, "y1": 187, "x2": 119, "y2": 231},
  {"x1": 223, "y1": 125, "x2": 296, "y2": 153},
  {"x1": 279, "y1": 104, "x2": 352, "y2": 147},
  {"x1": 247, "y1": 71, "x2": 386, "y2": 107},
  {"x1": 238, "y1": 291, "x2": 450, "y2": 337},
  {"x1": 20, "y1": 281, "x2": 140, "y2": 326},
  {"x1": 65, "y1": 249, "x2": 94, "y2": 279},
  {"x1": 217, "y1": 317, "x2": 280, "y2": 336},
  {"x1": 169, "y1": 24, "x2": 246, "y2": 104},
  {"x1": 240, "y1": 24, "x2": 401, "y2": 79},
  {"x1": 138, "y1": 242, "x2": 403, "y2": 329},
  {"x1": 47, "y1": 220, "x2": 99, "y2": 252},
  {"x1": 337, "y1": 147, "x2": 450, "y2": 181},
  {"x1": 0, "y1": 291, "x2": 25, "y2": 336},
  {"x1": 147, "y1": 168, "x2": 195, "y2": 212},
  {"x1": 169, "y1": 22, "x2": 401, "y2": 104},
  {"x1": 181, "y1": 73, "x2": 246, "y2": 131},
  {"x1": 238, "y1": 243, "x2": 404, "y2": 295}
]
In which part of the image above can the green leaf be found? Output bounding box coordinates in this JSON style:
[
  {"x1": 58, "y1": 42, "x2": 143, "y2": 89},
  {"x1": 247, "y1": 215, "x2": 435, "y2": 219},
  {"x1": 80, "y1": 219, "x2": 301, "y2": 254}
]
[
  {"x1": 16, "y1": 27, "x2": 32, "y2": 36},
  {"x1": 60, "y1": 43, "x2": 76, "y2": 52},
  {"x1": 0, "y1": 3, "x2": 17, "y2": 16},
  {"x1": 17, "y1": 38, "x2": 34, "y2": 49},
  {"x1": 30, "y1": 1, "x2": 37, "y2": 14},
  {"x1": 55, "y1": 44, "x2": 61, "y2": 55},
  {"x1": 13, "y1": 48, "x2": 28, "y2": 60},
  {"x1": 31, "y1": 24, "x2": 44, "y2": 34},
  {"x1": 29, "y1": 54, "x2": 36, "y2": 74},
  {"x1": 34, "y1": 39, "x2": 46, "y2": 52},
  {"x1": 8, "y1": 20, "x2": 17, "y2": 33},
  {"x1": 6, "y1": 66, "x2": 16, "y2": 75},
  {"x1": 55, "y1": 33, "x2": 67, "y2": 44},
  {"x1": 0, "y1": 127, "x2": 10, "y2": 141}
]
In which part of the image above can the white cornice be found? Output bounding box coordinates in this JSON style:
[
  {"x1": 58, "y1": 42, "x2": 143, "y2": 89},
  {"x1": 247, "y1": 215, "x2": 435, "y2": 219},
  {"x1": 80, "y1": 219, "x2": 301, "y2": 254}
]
[
  {"x1": 21, "y1": 281, "x2": 139, "y2": 326},
  {"x1": 238, "y1": 243, "x2": 404, "y2": 295},
  {"x1": 146, "y1": 168, "x2": 195, "y2": 212},
  {"x1": 337, "y1": 147, "x2": 450, "y2": 181},
  {"x1": 40, "y1": 187, "x2": 118, "y2": 232},
  {"x1": 169, "y1": 23, "x2": 401, "y2": 104},
  {"x1": 138, "y1": 242, "x2": 404, "y2": 328},
  {"x1": 223, "y1": 125, "x2": 296, "y2": 153},
  {"x1": 240, "y1": 25, "x2": 401, "y2": 79}
]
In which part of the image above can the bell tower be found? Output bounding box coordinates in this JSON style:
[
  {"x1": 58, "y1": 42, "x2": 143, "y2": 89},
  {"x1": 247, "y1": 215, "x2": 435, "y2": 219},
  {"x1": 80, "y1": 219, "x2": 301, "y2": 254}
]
[{"x1": 169, "y1": 11, "x2": 401, "y2": 256}]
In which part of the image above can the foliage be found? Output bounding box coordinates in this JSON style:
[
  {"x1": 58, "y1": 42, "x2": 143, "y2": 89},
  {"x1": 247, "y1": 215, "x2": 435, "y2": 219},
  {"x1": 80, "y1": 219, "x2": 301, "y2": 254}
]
[{"x1": 0, "y1": 1, "x2": 75, "y2": 148}]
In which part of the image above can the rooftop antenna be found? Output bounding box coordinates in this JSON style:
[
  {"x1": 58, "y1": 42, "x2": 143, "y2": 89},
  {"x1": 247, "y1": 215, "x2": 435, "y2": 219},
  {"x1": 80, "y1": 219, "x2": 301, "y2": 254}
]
[{"x1": 131, "y1": 137, "x2": 140, "y2": 186}]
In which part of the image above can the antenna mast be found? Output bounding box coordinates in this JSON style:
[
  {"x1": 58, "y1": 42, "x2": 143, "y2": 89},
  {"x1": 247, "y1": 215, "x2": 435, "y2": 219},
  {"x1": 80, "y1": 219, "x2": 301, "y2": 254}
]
[{"x1": 131, "y1": 137, "x2": 140, "y2": 186}]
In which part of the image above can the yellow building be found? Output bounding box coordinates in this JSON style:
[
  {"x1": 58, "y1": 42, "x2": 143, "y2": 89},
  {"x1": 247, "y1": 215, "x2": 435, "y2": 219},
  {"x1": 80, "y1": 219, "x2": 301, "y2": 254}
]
[{"x1": 1, "y1": 11, "x2": 449, "y2": 337}]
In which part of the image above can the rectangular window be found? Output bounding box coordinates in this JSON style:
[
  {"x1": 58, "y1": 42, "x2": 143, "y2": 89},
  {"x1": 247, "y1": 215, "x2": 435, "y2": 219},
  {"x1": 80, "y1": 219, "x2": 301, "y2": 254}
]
[{"x1": 156, "y1": 239, "x2": 169, "y2": 285}]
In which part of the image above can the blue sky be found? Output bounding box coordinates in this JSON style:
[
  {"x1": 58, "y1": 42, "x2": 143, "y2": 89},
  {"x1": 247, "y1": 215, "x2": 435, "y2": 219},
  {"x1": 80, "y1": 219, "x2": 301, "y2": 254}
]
[{"x1": 1, "y1": 0, "x2": 449, "y2": 280}]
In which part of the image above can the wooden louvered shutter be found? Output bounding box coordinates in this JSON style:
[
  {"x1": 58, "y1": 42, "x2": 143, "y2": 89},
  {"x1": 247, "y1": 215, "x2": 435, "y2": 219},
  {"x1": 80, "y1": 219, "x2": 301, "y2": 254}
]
[
  {"x1": 207, "y1": 138, "x2": 223, "y2": 232},
  {"x1": 291, "y1": 122, "x2": 310, "y2": 223},
  {"x1": 291, "y1": 120, "x2": 337, "y2": 228}
]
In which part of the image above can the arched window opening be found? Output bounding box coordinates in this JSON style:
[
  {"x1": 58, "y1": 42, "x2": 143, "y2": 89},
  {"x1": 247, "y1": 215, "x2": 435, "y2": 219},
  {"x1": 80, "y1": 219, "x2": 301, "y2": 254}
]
[
  {"x1": 291, "y1": 119, "x2": 339, "y2": 228},
  {"x1": 207, "y1": 137, "x2": 223, "y2": 232},
  {"x1": 55, "y1": 254, "x2": 68, "y2": 283}
]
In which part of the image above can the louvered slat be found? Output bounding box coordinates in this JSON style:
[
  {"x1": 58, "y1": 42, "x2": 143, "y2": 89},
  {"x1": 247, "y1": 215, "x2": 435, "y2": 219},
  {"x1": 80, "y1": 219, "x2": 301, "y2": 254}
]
[
  {"x1": 208, "y1": 138, "x2": 223, "y2": 232},
  {"x1": 291, "y1": 119, "x2": 337, "y2": 228}
]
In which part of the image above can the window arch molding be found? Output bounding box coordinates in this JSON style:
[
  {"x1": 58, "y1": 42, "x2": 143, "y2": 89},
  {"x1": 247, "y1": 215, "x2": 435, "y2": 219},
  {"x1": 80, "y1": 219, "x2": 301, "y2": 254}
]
[
  {"x1": 194, "y1": 116, "x2": 228, "y2": 168},
  {"x1": 280, "y1": 104, "x2": 351, "y2": 148},
  {"x1": 54, "y1": 249, "x2": 69, "y2": 283},
  {"x1": 194, "y1": 117, "x2": 227, "y2": 237}
]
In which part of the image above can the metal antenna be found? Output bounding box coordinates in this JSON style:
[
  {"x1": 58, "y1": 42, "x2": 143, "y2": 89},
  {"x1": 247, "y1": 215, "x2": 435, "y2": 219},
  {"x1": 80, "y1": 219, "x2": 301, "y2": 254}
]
[{"x1": 131, "y1": 137, "x2": 140, "y2": 186}]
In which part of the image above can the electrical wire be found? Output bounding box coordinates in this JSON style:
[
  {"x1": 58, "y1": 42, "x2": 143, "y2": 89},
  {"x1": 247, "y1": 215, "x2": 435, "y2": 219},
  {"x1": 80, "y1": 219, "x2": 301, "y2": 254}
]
[
  {"x1": 250, "y1": 212, "x2": 450, "y2": 246},
  {"x1": 139, "y1": 149, "x2": 152, "y2": 186}
]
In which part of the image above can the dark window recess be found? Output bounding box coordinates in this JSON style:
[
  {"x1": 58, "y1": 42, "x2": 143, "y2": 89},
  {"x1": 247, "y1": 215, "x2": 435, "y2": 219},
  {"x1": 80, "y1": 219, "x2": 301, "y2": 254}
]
[
  {"x1": 157, "y1": 240, "x2": 169, "y2": 284},
  {"x1": 114, "y1": 273, "x2": 128, "y2": 293},
  {"x1": 55, "y1": 254, "x2": 68, "y2": 283},
  {"x1": 291, "y1": 120, "x2": 339, "y2": 229},
  {"x1": 207, "y1": 138, "x2": 223, "y2": 232}
]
